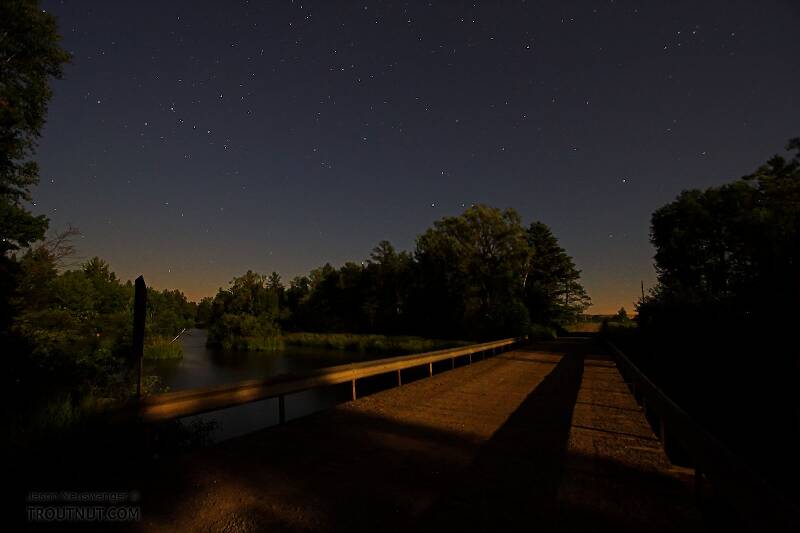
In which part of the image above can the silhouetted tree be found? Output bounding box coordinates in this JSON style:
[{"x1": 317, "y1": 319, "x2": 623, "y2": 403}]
[
  {"x1": 195, "y1": 296, "x2": 213, "y2": 327},
  {"x1": 414, "y1": 205, "x2": 533, "y2": 338},
  {"x1": 0, "y1": 0, "x2": 70, "y2": 253},
  {"x1": 635, "y1": 138, "x2": 800, "y2": 494},
  {"x1": 364, "y1": 240, "x2": 413, "y2": 334},
  {"x1": 640, "y1": 137, "x2": 800, "y2": 339},
  {"x1": 285, "y1": 275, "x2": 311, "y2": 328},
  {"x1": 0, "y1": 1, "x2": 70, "y2": 349},
  {"x1": 525, "y1": 222, "x2": 591, "y2": 326}
]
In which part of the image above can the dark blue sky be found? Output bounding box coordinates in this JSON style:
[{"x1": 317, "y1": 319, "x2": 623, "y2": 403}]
[{"x1": 35, "y1": 0, "x2": 799, "y2": 312}]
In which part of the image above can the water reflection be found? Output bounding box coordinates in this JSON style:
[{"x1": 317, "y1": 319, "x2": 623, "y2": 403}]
[{"x1": 145, "y1": 329, "x2": 384, "y2": 441}]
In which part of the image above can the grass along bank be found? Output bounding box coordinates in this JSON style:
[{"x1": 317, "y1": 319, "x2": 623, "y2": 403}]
[
  {"x1": 206, "y1": 327, "x2": 469, "y2": 355},
  {"x1": 282, "y1": 332, "x2": 469, "y2": 354},
  {"x1": 144, "y1": 336, "x2": 184, "y2": 360}
]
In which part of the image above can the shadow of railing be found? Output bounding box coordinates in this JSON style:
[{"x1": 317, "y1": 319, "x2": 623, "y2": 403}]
[
  {"x1": 607, "y1": 340, "x2": 800, "y2": 531},
  {"x1": 417, "y1": 348, "x2": 585, "y2": 530}
]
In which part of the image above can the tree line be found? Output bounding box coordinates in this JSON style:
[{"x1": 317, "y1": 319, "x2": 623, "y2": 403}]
[
  {"x1": 201, "y1": 205, "x2": 591, "y2": 350},
  {"x1": 628, "y1": 137, "x2": 800, "y2": 496}
]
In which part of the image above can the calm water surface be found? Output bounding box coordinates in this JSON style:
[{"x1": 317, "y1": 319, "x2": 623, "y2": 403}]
[{"x1": 145, "y1": 329, "x2": 385, "y2": 441}]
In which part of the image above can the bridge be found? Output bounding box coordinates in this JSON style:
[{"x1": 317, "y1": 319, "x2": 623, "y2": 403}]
[{"x1": 127, "y1": 336, "x2": 797, "y2": 532}]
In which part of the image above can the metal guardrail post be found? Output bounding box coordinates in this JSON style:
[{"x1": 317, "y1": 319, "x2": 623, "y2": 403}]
[{"x1": 278, "y1": 395, "x2": 286, "y2": 424}]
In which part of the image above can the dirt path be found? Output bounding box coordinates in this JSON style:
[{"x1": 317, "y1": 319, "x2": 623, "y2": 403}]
[{"x1": 133, "y1": 339, "x2": 702, "y2": 532}]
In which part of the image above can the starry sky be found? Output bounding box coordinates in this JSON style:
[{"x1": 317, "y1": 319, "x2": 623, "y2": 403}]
[{"x1": 34, "y1": 1, "x2": 799, "y2": 313}]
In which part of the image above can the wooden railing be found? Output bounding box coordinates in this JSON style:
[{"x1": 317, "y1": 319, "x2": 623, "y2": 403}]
[
  {"x1": 606, "y1": 340, "x2": 800, "y2": 530},
  {"x1": 132, "y1": 337, "x2": 523, "y2": 424}
]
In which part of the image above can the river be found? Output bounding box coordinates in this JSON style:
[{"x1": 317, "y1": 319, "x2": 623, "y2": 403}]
[{"x1": 145, "y1": 329, "x2": 385, "y2": 442}]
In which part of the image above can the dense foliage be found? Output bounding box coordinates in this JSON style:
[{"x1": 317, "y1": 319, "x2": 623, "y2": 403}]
[
  {"x1": 634, "y1": 138, "x2": 799, "y2": 492},
  {"x1": 0, "y1": 0, "x2": 70, "y2": 254},
  {"x1": 5, "y1": 237, "x2": 196, "y2": 404},
  {"x1": 638, "y1": 139, "x2": 800, "y2": 368},
  {"x1": 1, "y1": 1, "x2": 70, "y2": 354},
  {"x1": 641, "y1": 139, "x2": 800, "y2": 333},
  {"x1": 207, "y1": 205, "x2": 590, "y2": 348}
]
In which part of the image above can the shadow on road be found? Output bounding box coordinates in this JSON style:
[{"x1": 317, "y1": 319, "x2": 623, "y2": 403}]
[{"x1": 417, "y1": 344, "x2": 586, "y2": 531}]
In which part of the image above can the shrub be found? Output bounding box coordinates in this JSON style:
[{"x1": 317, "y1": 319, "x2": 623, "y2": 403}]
[
  {"x1": 207, "y1": 313, "x2": 283, "y2": 351},
  {"x1": 527, "y1": 323, "x2": 557, "y2": 340}
]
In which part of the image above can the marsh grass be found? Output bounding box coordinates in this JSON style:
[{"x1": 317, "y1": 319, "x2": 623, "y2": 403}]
[
  {"x1": 282, "y1": 332, "x2": 468, "y2": 354},
  {"x1": 144, "y1": 336, "x2": 184, "y2": 360},
  {"x1": 564, "y1": 322, "x2": 602, "y2": 333},
  {"x1": 220, "y1": 335, "x2": 284, "y2": 351},
  {"x1": 527, "y1": 324, "x2": 558, "y2": 340}
]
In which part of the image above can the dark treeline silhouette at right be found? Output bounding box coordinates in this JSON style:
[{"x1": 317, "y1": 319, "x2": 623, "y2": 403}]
[{"x1": 610, "y1": 138, "x2": 800, "y2": 499}]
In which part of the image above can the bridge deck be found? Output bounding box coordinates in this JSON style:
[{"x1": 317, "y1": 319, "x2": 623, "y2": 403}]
[{"x1": 137, "y1": 338, "x2": 703, "y2": 532}]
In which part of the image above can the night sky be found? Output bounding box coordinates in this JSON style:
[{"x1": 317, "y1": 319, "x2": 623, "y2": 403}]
[{"x1": 34, "y1": 1, "x2": 799, "y2": 313}]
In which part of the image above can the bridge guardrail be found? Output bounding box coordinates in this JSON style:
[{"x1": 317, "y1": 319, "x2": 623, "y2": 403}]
[
  {"x1": 126, "y1": 336, "x2": 523, "y2": 424},
  {"x1": 606, "y1": 340, "x2": 800, "y2": 530}
]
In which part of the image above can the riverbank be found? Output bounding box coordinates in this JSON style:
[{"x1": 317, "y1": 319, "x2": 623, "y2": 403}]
[
  {"x1": 282, "y1": 332, "x2": 468, "y2": 354},
  {"x1": 206, "y1": 329, "x2": 468, "y2": 355},
  {"x1": 144, "y1": 335, "x2": 184, "y2": 359}
]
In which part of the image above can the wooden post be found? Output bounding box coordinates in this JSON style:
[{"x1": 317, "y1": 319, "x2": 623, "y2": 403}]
[
  {"x1": 397, "y1": 369, "x2": 402, "y2": 386},
  {"x1": 451, "y1": 357, "x2": 455, "y2": 369},
  {"x1": 278, "y1": 395, "x2": 286, "y2": 424},
  {"x1": 469, "y1": 353, "x2": 472, "y2": 364},
  {"x1": 428, "y1": 362, "x2": 433, "y2": 377},
  {"x1": 351, "y1": 379, "x2": 357, "y2": 401},
  {"x1": 132, "y1": 276, "x2": 147, "y2": 398}
]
